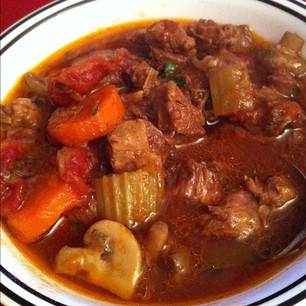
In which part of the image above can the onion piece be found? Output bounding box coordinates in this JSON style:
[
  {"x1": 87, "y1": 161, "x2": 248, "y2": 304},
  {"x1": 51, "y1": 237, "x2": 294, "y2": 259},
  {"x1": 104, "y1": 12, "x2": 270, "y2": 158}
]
[
  {"x1": 278, "y1": 31, "x2": 304, "y2": 54},
  {"x1": 208, "y1": 62, "x2": 254, "y2": 116},
  {"x1": 143, "y1": 68, "x2": 159, "y2": 93}
]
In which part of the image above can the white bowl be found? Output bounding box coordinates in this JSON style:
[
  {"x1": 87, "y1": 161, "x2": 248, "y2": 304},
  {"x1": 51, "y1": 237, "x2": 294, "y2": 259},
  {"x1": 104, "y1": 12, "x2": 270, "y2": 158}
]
[{"x1": 1, "y1": 0, "x2": 306, "y2": 305}]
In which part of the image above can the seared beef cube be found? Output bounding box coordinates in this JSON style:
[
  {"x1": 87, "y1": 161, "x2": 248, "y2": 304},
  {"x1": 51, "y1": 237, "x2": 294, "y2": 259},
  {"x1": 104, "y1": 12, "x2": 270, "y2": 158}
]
[
  {"x1": 188, "y1": 19, "x2": 254, "y2": 53},
  {"x1": 267, "y1": 68, "x2": 300, "y2": 98},
  {"x1": 219, "y1": 24, "x2": 254, "y2": 52},
  {"x1": 188, "y1": 19, "x2": 221, "y2": 52},
  {"x1": 253, "y1": 86, "x2": 284, "y2": 104},
  {"x1": 245, "y1": 175, "x2": 298, "y2": 226},
  {"x1": 127, "y1": 29, "x2": 151, "y2": 57},
  {"x1": 265, "y1": 100, "x2": 305, "y2": 135},
  {"x1": 153, "y1": 81, "x2": 205, "y2": 136},
  {"x1": 168, "y1": 159, "x2": 224, "y2": 206},
  {"x1": 145, "y1": 20, "x2": 196, "y2": 65},
  {"x1": 128, "y1": 62, "x2": 159, "y2": 91},
  {"x1": 245, "y1": 175, "x2": 298, "y2": 207},
  {"x1": 108, "y1": 119, "x2": 170, "y2": 173},
  {"x1": 121, "y1": 90, "x2": 157, "y2": 122},
  {"x1": 200, "y1": 190, "x2": 261, "y2": 240},
  {"x1": 111, "y1": 48, "x2": 159, "y2": 90},
  {"x1": 1, "y1": 98, "x2": 44, "y2": 133},
  {"x1": 182, "y1": 66, "x2": 210, "y2": 110},
  {"x1": 232, "y1": 98, "x2": 305, "y2": 136}
]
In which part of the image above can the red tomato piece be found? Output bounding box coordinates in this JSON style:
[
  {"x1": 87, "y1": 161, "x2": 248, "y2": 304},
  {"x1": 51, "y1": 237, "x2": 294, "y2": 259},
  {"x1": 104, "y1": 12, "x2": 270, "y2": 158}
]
[{"x1": 47, "y1": 57, "x2": 119, "y2": 106}]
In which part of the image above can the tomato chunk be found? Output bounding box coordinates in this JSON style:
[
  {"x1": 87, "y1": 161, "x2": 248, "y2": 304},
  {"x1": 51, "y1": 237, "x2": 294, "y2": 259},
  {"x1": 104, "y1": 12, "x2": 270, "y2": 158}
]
[{"x1": 47, "y1": 57, "x2": 119, "y2": 105}]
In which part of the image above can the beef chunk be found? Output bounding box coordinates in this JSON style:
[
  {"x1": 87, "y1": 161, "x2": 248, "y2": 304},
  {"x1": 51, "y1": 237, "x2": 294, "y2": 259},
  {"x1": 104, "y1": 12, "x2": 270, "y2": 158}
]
[
  {"x1": 245, "y1": 175, "x2": 298, "y2": 226},
  {"x1": 231, "y1": 97, "x2": 305, "y2": 136},
  {"x1": 111, "y1": 48, "x2": 159, "y2": 90},
  {"x1": 200, "y1": 190, "x2": 261, "y2": 240},
  {"x1": 188, "y1": 19, "x2": 221, "y2": 52},
  {"x1": 267, "y1": 67, "x2": 300, "y2": 98},
  {"x1": 108, "y1": 119, "x2": 170, "y2": 173},
  {"x1": 168, "y1": 159, "x2": 224, "y2": 206},
  {"x1": 1, "y1": 98, "x2": 44, "y2": 134},
  {"x1": 127, "y1": 29, "x2": 151, "y2": 56},
  {"x1": 265, "y1": 100, "x2": 305, "y2": 135},
  {"x1": 121, "y1": 90, "x2": 157, "y2": 122},
  {"x1": 145, "y1": 20, "x2": 196, "y2": 65},
  {"x1": 182, "y1": 66, "x2": 210, "y2": 110},
  {"x1": 152, "y1": 81, "x2": 205, "y2": 136},
  {"x1": 219, "y1": 24, "x2": 254, "y2": 53},
  {"x1": 253, "y1": 86, "x2": 284, "y2": 104},
  {"x1": 188, "y1": 19, "x2": 254, "y2": 53},
  {"x1": 128, "y1": 62, "x2": 159, "y2": 91},
  {"x1": 245, "y1": 175, "x2": 298, "y2": 207}
]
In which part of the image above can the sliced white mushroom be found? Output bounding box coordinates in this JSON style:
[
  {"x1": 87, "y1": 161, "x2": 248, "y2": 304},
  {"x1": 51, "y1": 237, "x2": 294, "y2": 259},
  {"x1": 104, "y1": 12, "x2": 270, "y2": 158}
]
[
  {"x1": 54, "y1": 219, "x2": 143, "y2": 300},
  {"x1": 144, "y1": 221, "x2": 169, "y2": 263}
]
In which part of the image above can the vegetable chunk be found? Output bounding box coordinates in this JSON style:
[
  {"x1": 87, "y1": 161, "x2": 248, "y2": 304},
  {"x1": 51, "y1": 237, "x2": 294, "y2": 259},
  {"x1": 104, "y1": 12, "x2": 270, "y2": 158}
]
[
  {"x1": 7, "y1": 170, "x2": 89, "y2": 243},
  {"x1": 47, "y1": 57, "x2": 118, "y2": 106},
  {"x1": 55, "y1": 220, "x2": 142, "y2": 300},
  {"x1": 108, "y1": 119, "x2": 170, "y2": 173},
  {"x1": 208, "y1": 63, "x2": 254, "y2": 116},
  {"x1": 94, "y1": 167, "x2": 165, "y2": 227},
  {"x1": 47, "y1": 84, "x2": 125, "y2": 146}
]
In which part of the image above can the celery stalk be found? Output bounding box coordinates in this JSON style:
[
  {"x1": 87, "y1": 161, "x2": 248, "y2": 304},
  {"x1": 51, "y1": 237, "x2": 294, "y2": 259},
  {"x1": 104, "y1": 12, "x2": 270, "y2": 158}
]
[
  {"x1": 208, "y1": 63, "x2": 254, "y2": 116},
  {"x1": 278, "y1": 32, "x2": 304, "y2": 53},
  {"x1": 94, "y1": 167, "x2": 165, "y2": 227}
]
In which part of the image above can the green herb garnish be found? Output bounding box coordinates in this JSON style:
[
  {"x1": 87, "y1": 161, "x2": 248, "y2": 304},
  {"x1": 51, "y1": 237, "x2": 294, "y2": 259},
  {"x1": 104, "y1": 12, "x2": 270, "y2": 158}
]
[
  {"x1": 174, "y1": 76, "x2": 187, "y2": 87},
  {"x1": 163, "y1": 61, "x2": 186, "y2": 87},
  {"x1": 164, "y1": 61, "x2": 179, "y2": 78}
]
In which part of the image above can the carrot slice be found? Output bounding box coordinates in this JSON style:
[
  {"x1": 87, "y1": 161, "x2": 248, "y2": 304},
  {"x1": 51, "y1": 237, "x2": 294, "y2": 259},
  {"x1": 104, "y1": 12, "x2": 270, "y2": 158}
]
[
  {"x1": 47, "y1": 57, "x2": 119, "y2": 106},
  {"x1": 7, "y1": 170, "x2": 89, "y2": 243},
  {"x1": 47, "y1": 84, "x2": 125, "y2": 146}
]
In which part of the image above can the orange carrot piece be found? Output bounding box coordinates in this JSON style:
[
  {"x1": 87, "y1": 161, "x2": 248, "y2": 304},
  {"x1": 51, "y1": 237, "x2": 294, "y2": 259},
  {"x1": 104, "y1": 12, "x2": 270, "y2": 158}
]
[
  {"x1": 47, "y1": 84, "x2": 125, "y2": 146},
  {"x1": 7, "y1": 171, "x2": 89, "y2": 243}
]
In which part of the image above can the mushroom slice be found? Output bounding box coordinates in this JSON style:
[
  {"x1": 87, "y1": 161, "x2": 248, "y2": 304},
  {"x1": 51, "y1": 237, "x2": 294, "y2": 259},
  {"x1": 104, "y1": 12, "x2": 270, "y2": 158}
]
[
  {"x1": 55, "y1": 220, "x2": 143, "y2": 300},
  {"x1": 144, "y1": 221, "x2": 169, "y2": 263}
]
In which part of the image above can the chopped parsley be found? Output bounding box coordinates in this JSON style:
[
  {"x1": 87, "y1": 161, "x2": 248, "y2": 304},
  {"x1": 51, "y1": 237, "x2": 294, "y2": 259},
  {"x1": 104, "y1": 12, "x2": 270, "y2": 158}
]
[
  {"x1": 173, "y1": 76, "x2": 187, "y2": 87},
  {"x1": 164, "y1": 61, "x2": 179, "y2": 78},
  {"x1": 163, "y1": 61, "x2": 186, "y2": 88}
]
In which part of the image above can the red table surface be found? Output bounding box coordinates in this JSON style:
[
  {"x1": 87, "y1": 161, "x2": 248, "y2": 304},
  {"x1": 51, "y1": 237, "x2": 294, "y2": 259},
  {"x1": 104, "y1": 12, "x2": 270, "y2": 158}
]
[{"x1": 0, "y1": 0, "x2": 55, "y2": 33}]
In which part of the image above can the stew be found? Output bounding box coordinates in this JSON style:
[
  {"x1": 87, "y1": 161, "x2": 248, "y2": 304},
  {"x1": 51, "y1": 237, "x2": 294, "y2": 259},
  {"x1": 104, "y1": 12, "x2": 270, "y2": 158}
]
[{"x1": 1, "y1": 18, "x2": 306, "y2": 304}]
